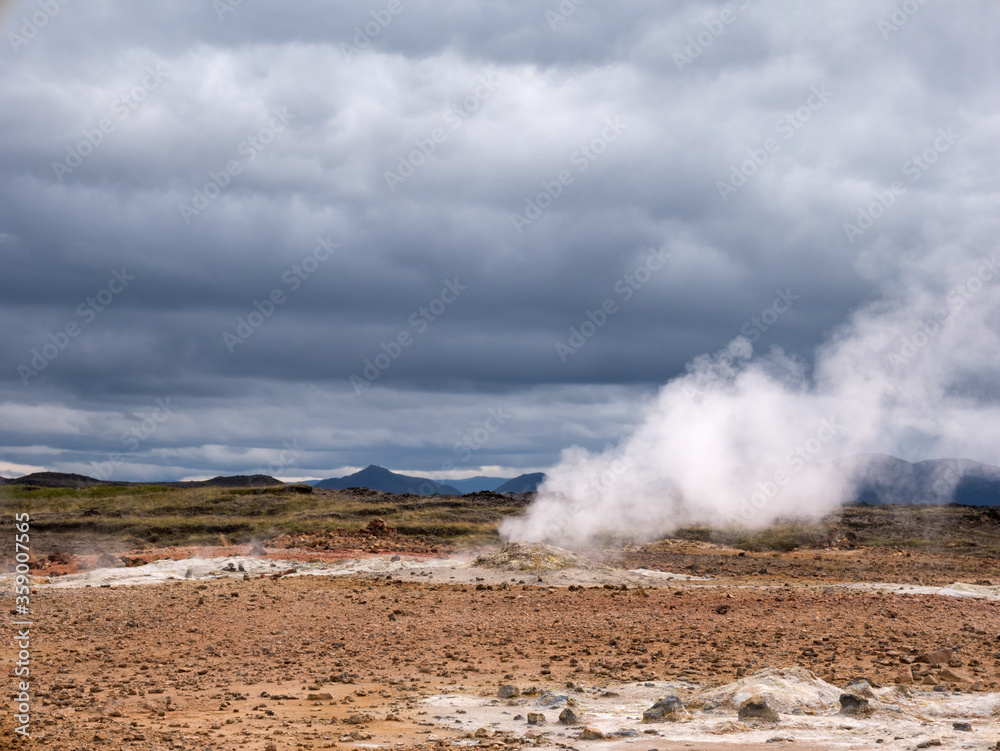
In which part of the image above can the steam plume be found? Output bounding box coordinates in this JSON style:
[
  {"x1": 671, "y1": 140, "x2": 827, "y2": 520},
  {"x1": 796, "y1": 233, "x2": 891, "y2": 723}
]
[{"x1": 503, "y1": 243, "x2": 1000, "y2": 548}]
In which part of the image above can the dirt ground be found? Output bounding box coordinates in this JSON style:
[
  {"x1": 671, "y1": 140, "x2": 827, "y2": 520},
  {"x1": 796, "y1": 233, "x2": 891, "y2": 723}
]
[
  {"x1": 5, "y1": 538, "x2": 1000, "y2": 751},
  {"x1": 614, "y1": 538, "x2": 1000, "y2": 587}
]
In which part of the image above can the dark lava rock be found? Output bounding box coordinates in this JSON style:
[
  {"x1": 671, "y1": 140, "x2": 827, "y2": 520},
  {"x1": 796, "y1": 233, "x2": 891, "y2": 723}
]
[
  {"x1": 642, "y1": 695, "x2": 689, "y2": 722},
  {"x1": 738, "y1": 695, "x2": 779, "y2": 722}
]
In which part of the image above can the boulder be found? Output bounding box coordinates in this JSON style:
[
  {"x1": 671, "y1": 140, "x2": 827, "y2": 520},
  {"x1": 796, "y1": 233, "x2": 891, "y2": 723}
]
[
  {"x1": 914, "y1": 648, "x2": 953, "y2": 665},
  {"x1": 498, "y1": 684, "x2": 520, "y2": 699},
  {"x1": 738, "y1": 695, "x2": 779, "y2": 722},
  {"x1": 558, "y1": 707, "x2": 579, "y2": 725},
  {"x1": 936, "y1": 668, "x2": 972, "y2": 684},
  {"x1": 838, "y1": 693, "x2": 872, "y2": 716},
  {"x1": 642, "y1": 695, "x2": 689, "y2": 722}
]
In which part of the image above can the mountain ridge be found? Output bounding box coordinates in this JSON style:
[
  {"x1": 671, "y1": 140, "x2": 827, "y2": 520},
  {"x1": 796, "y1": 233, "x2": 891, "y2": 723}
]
[{"x1": 314, "y1": 465, "x2": 460, "y2": 496}]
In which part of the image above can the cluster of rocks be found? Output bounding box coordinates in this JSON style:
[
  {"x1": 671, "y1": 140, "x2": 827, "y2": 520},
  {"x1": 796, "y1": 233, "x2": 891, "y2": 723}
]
[
  {"x1": 496, "y1": 667, "x2": 991, "y2": 745},
  {"x1": 892, "y1": 647, "x2": 982, "y2": 688}
]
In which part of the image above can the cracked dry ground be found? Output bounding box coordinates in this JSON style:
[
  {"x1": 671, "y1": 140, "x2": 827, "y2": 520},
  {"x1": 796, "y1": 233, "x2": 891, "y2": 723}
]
[{"x1": 11, "y1": 568, "x2": 1000, "y2": 751}]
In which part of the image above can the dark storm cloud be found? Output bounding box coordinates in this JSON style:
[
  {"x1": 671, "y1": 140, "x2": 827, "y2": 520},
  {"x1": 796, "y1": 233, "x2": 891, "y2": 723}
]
[{"x1": 1, "y1": 0, "x2": 998, "y2": 480}]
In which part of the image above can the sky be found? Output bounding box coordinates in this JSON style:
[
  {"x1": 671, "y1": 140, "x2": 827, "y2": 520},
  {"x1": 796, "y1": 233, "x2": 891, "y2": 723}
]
[{"x1": 0, "y1": 0, "x2": 998, "y2": 483}]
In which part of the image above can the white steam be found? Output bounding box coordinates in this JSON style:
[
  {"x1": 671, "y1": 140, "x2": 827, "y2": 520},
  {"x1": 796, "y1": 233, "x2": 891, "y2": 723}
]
[{"x1": 504, "y1": 244, "x2": 1000, "y2": 547}]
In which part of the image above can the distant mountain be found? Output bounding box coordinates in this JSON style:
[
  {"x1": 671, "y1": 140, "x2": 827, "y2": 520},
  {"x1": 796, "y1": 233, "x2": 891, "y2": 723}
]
[
  {"x1": 847, "y1": 455, "x2": 1000, "y2": 506},
  {"x1": 0, "y1": 472, "x2": 283, "y2": 489},
  {"x1": 315, "y1": 465, "x2": 460, "y2": 496},
  {"x1": 447, "y1": 476, "x2": 512, "y2": 494},
  {"x1": 495, "y1": 472, "x2": 546, "y2": 494},
  {"x1": 175, "y1": 475, "x2": 283, "y2": 488},
  {"x1": 6, "y1": 472, "x2": 120, "y2": 488}
]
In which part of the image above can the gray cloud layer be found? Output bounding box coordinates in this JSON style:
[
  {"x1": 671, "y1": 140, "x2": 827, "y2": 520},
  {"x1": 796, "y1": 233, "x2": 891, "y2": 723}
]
[{"x1": 1, "y1": 0, "x2": 998, "y2": 481}]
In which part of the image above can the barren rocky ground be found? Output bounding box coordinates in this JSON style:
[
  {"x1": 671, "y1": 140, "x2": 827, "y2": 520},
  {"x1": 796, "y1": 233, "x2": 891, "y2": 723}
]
[{"x1": 5, "y1": 536, "x2": 1000, "y2": 751}]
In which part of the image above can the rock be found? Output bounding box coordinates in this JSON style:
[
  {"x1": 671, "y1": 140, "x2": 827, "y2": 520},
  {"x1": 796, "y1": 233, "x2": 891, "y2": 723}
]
[
  {"x1": 838, "y1": 693, "x2": 871, "y2": 716},
  {"x1": 526, "y1": 712, "x2": 545, "y2": 725},
  {"x1": 579, "y1": 728, "x2": 604, "y2": 740},
  {"x1": 307, "y1": 693, "x2": 332, "y2": 701},
  {"x1": 715, "y1": 720, "x2": 748, "y2": 733},
  {"x1": 697, "y1": 666, "x2": 841, "y2": 715},
  {"x1": 642, "y1": 695, "x2": 690, "y2": 722},
  {"x1": 538, "y1": 692, "x2": 569, "y2": 707},
  {"x1": 538, "y1": 691, "x2": 569, "y2": 707},
  {"x1": 936, "y1": 668, "x2": 971, "y2": 683},
  {"x1": 738, "y1": 695, "x2": 779, "y2": 722},
  {"x1": 914, "y1": 648, "x2": 952, "y2": 665},
  {"x1": 895, "y1": 666, "x2": 913, "y2": 684},
  {"x1": 845, "y1": 677, "x2": 877, "y2": 692},
  {"x1": 915, "y1": 741, "x2": 941, "y2": 749},
  {"x1": 952, "y1": 722, "x2": 971, "y2": 731},
  {"x1": 715, "y1": 604, "x2": 731, "y2": 615},
  {"x1": 474, "y1": 542, "x2": 617, "y2": 573},
  {"x1": 473, "y1": 728, "x2": 489, "y2": 738},
  {"x1": 608, "y1": 728, "x2": 638, "y2": 737},
  {"x1": 498, "y1": 684, "x2": 520, "y2": 699},
  {"x1": 559, "y1": 707, "x2": 579, "y2": 725},
  {"x1": 365, "y1": 518, "x2": 391, "y2": 536}
]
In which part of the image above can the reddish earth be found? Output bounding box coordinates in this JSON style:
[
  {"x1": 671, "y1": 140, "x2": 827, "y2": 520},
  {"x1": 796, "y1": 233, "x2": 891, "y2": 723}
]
[{"x1": 7, "y1": 540, "x2": 1000, "y2": 750}]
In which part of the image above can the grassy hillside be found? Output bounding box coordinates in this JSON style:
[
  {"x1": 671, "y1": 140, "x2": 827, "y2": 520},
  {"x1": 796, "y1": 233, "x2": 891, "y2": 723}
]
[{"x1": 0, "y1": 484, "x2": 527, "y2": 554}]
